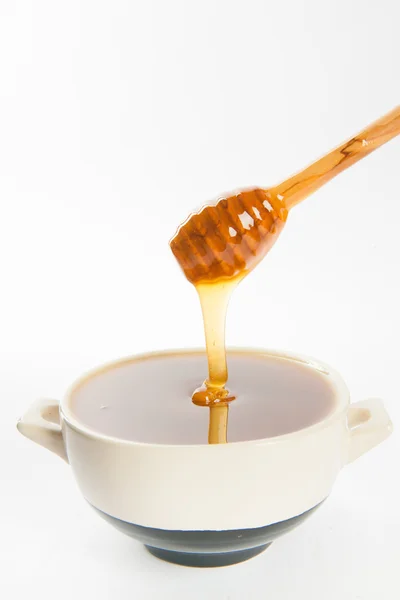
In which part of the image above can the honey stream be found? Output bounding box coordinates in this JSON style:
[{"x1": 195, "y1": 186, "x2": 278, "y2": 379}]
[{"x1": 192, "y1": 278, "x2": 244, "y2": 443}]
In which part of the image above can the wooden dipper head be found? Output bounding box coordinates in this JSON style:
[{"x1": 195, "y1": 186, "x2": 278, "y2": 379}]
[
  {"x1": 169, "y1": 187, "x2": 288, "y2": 285},
  {"x1": 170, "y1": 107, "x2": 400, "y2": 284}
]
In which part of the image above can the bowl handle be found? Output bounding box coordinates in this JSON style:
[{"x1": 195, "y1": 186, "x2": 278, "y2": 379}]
[
  {"x1": 17, "y1": 398, "x2": 68, "y2": 462},
  {"x1": 346, "y1": 398, "x2": 393, "y2": 464}
]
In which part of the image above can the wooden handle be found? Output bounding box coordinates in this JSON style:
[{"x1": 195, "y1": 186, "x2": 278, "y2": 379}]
[{"x1": 272, "y1": 105, "x2": 400, "y2": 210}]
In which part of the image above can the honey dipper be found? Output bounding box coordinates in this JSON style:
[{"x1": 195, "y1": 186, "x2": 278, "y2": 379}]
[{"x1": 170, "y1": 106, "x2": 400, "y2": 284}]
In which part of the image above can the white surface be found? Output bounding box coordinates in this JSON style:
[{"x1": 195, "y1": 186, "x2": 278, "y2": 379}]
[{"x1": 1, "y1": 0, "x2": 399, "y2": 598}]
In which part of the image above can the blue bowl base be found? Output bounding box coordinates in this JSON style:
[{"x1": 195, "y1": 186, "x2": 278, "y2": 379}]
[{"x1": 145, "y1": 542, "x2": 271, "y2": 567}]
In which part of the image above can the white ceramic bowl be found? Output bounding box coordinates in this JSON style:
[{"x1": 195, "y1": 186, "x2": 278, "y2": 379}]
[{"x1": 17, "y1": 348, "x2": 392, "y2": 567}]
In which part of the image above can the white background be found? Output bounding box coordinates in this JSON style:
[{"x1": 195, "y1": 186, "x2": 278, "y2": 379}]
[{"x1": 1, "y1": 1, "x2": 399, "y2": 598}]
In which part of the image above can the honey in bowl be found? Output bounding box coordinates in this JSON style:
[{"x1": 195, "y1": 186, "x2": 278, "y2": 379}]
[{"x1": 69, "y1": 351, "x2": 337, "y2": 444}]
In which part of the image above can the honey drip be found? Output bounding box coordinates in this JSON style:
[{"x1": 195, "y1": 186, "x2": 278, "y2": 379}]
[
  {"x1": 170, "y1": 106, "x2": 400, "y2": 445},
  {"x1": 192, "y1": 277, "x2": 243, "y2": 443}
]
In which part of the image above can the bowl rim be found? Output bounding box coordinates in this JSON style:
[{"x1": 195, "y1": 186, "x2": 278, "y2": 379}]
[{"x1": 60, "y1": 346, "x2": 350, "y2": 448}]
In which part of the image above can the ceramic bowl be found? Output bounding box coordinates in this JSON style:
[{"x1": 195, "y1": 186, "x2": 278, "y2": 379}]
[{"x1": 17, "y1": 348, "x2": 392, "y2": 567}]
